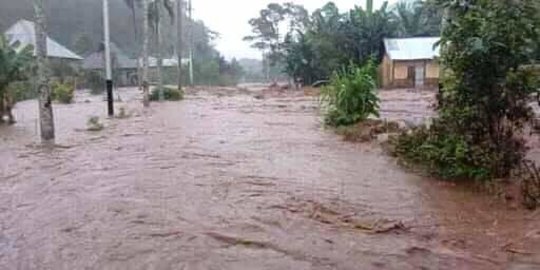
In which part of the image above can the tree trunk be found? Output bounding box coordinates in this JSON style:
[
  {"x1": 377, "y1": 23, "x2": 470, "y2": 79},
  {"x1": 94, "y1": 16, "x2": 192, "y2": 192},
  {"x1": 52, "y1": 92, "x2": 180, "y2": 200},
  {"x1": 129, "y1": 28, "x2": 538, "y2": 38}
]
[
  {"x1": 156, "y1": 1, "x2": 164, "y2": 102},
  {"x1": 142, "y1": 0, "x2": 150, "y2": 107},
  {"x1": 175, "y1": 0, "x2": 183, "y2": 91},
  {"x1": 131, "y1": 5, "x2": 143, "y2": 91},
  {"x1": 188, "y1": 0, "x2": 194, "y2": 86},
  {"x1": 367, "y1": 0, "x2": 373, "y2": 14},
  {"x1": 33, "y1": 0, "x2": 55, "y2": 143}
]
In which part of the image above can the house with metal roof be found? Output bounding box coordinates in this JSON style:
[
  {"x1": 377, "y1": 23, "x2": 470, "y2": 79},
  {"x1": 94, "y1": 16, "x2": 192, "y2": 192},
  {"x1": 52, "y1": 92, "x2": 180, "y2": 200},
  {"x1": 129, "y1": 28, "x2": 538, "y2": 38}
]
[
  {"x1": 380, "y1": 37, "x2": 440, "y2": 89},
  {"x1": 83, "y1": 42, "x2": 191, "y2": 86},
  {"x1": 82, "y1": 42, "x2": 139, "y2": 86},
  {"x1": 5, "y1": 19, "x2": 83, "y2": 60}
]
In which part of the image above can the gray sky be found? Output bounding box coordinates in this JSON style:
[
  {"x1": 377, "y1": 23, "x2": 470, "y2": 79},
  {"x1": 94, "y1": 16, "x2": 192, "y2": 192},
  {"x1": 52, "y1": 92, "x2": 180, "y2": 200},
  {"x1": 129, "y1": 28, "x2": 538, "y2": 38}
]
[{"x1": 193, "y1": 0, "x2": 399, "y2": 60}]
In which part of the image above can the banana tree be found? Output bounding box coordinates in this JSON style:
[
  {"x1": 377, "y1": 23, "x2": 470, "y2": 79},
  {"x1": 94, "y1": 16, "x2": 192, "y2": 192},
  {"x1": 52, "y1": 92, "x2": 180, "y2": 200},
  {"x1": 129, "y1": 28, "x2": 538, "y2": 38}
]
[{"x1": 0, "y1": 35, "x2": 33, "y2": 124}]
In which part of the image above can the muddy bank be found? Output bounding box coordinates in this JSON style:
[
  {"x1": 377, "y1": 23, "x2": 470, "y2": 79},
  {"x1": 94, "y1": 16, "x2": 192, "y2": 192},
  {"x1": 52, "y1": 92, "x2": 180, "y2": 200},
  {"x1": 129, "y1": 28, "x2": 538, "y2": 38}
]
[{"x1": 0, "y1": 87, "x2": 539, "y2": 269}]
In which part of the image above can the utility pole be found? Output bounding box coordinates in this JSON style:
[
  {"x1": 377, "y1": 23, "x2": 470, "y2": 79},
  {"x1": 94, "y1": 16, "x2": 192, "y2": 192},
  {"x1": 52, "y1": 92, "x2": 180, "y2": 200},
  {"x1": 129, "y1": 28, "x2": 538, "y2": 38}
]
[
  {"x1": 188, "y1": 0, "x2": 194, "y2": 86},
  {"x1": 103, "y1": 0, "x2": 114, "y2": 116},
  {"x1": 175, "y1": 0, "x2": 183, "y2": 91}
]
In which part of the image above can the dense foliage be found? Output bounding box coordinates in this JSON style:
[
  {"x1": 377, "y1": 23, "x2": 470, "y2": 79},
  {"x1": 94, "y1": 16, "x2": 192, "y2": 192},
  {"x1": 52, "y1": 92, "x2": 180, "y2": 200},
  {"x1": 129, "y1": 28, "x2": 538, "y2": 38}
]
[
  {"x1": 0, "y1": 0, "x2": 244, "y2": 87},
  {"x1": 247, "y1": 1, "x2": 442, "y2": 84},
  {"x1": 192, "y1": 56, "x2": 244, "y2": 86},
  {"x1": 150, "y1": 86, "x2": 183, "y2": 101},
  {"x1": 0, "y1": 34, "x2": 33, "y2": 106},
  {"x1": 51, "y1": 81, "x2": 75, "y2": 104},
  {"x1": 393, "y1": 0, "x2": 540, "y2": 180},
  {"x1": 320, "y1": 61, "x2": 379, "y2": 127}
]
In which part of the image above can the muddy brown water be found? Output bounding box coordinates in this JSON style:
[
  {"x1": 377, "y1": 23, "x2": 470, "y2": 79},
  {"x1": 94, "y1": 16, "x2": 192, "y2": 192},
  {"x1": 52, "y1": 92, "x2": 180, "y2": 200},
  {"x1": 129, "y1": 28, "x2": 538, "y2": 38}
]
[{"x1": 0, "y1": 87, "x2": 539, "y2": 270}]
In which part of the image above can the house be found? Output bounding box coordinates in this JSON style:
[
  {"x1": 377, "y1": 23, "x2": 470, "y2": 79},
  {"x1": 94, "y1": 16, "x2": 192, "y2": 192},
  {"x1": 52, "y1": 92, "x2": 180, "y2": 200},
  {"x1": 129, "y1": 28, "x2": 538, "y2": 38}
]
[
  {"x1": 83, "y1": 42, "x2": 191, "y2": 86},
  {"x1": 82, "y1": 43, "x2": 138, "y2": 86},
  {"x1": 5, "y1": 19, "x2": 83, "y2": 61},
  {"x1": 380, "y1": 37, "x2": 440, "y2": 89}
]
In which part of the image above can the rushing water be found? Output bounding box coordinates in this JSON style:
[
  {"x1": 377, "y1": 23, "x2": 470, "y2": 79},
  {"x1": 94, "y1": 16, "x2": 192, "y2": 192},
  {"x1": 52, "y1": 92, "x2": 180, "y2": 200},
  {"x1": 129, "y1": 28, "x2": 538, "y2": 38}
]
[{"x1": 0, "y1": 87, "x2": 538, "y2": 269}]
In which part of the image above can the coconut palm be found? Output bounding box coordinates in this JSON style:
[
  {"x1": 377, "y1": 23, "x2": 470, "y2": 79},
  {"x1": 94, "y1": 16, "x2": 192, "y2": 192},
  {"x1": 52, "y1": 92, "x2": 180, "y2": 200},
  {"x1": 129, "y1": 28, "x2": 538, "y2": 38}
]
[
  {"x1": 142, "y1": 0, "x2": 150, "y2": 107},
  {"x1": 123, "y1": 0, "x2": 143, "y2": 90},
  {"x1": 33, "y1": 0, "x2": 55, "y2": 142},
  {"x1": 174, "y1": 0, "x2": 183, "y2": 92},
  {"x1": 392, "y1": 0, "x2": 441, "y2": 37},
  {"x1": 148, "y1": 0, "x2": 174, "y2": 101}
]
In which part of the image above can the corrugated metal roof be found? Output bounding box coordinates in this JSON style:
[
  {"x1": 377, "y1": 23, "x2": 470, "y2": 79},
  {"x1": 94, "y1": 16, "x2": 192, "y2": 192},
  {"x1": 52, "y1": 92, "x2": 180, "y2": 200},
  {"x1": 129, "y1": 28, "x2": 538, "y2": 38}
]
[
  {"x1": 5, "y1": 19, "x2": 83, "y2": 60},
  {"x1": 384, "y1": 37, "x2": 440, "y2": 61}
]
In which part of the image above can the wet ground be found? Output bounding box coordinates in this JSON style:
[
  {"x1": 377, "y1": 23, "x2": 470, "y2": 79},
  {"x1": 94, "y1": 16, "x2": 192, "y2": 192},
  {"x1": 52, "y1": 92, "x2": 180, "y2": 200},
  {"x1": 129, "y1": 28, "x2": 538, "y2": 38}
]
[{"x1": 0, "y1": 87, "x2": 539, "y2": 269}]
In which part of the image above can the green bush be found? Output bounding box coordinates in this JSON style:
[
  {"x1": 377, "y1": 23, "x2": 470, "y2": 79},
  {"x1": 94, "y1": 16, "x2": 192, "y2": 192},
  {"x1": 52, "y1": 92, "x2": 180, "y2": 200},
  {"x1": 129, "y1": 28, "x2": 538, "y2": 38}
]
[
  {"x1": 150, "y1": 86, "x2": 184, "y2": 101},
  {"x1": 391, "y1": 122, "x2": 492, "y2": 180},
  {"x1": 392, "y1": 0, "x2": 540, "y2": 181},
  {"x1": 8, "y1": 81, "x2": 36, "y2": 102},
  {"x1": 320, "y1": 61, "x2": 379, "y2": 127},
  {"x1": 51, "y1": 81, "x2": 75, "y2": 104}
]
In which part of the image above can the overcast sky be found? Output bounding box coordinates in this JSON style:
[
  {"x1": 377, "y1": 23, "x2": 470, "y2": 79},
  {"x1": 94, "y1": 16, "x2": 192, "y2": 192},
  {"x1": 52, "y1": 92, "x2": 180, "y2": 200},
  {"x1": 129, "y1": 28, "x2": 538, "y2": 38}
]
[{"x1": 193, "y1": 0, "x2": 399, "y2": 60}]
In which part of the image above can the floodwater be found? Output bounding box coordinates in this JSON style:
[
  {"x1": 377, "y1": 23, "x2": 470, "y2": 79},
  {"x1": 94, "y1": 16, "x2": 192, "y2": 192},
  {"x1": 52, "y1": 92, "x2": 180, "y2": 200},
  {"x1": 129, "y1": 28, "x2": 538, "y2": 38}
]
[{"x1": 0, "y1": 87, "x2": 539, "y2": 270}]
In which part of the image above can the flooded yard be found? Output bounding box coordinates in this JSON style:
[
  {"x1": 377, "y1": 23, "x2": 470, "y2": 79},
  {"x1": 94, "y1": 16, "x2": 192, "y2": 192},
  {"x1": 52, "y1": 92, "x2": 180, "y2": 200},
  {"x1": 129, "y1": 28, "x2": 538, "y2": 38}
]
[{"x1": 0, "y1": 87, "x2": 539, "y2": 269}]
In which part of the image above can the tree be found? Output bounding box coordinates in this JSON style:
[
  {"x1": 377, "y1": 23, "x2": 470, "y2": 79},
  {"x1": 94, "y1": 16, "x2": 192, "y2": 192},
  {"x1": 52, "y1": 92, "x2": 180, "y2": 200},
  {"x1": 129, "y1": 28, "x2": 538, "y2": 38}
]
[
  {"x1": 392, "y1": 0, "x2": 441, "y2": 37},
  {"x1": 277, "y1": 1, "x2": 397, "y2": 84},
  {"x1": 175, "y1": 0, "x2": 183, "y2": 91},
  {"x1": 142, "y1": 0, "x2": 150, "y2": 107},
  {"x1": 244, "y1": 2, "x2": 308, "y2": 80},
  {"x1": 0, "y1": 35, "x2": 33, "y2": 124},
  {"x1": 148, "y1": 0, "x2": 174, "y2": 101},
  {"x1": 123, "y1": 0, "x2": 143, "y2": 90},
  {"x1": 395, "y1": 0, "x2": 540, "y2": 179},
  {"x1": 33, "y1": 0, "x2": 55, "y2": 143},
  {"x1": 283, "y1": 31, "x2": 317, "y2": 85}
]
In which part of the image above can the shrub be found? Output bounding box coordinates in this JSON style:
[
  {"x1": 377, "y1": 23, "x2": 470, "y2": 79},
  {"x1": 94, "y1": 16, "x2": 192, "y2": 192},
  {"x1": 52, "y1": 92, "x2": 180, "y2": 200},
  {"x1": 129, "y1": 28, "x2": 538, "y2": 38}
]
[
  {"x1": 393, "y1": 0, "x2": 539, "y2": 181},
  {"x1": 392, "y1": 123, "x2": 491, "y2": 180},
  {"x1": 320, "y1": 61, "x2": 379, "y2": 127},
  {"x1": 8, "y1": 81, "x2": 36, "y2": 102},
  {"x1": 51, "y1": 81, "x2": 75, "y2": 104},
  {"x1": 150, "y1": 86, "x2": 184, "y2": 101}
]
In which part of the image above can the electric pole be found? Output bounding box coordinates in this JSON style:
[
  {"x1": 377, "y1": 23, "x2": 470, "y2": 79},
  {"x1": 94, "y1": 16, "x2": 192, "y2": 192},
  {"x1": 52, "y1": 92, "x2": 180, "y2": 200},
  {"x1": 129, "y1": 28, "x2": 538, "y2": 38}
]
[{"x1": 103, "y1": 0, "x2": 114, "y2": 116}]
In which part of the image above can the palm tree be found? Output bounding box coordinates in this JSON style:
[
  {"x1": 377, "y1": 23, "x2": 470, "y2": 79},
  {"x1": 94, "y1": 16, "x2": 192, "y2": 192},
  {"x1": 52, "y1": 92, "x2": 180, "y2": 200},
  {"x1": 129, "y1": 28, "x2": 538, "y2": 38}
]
[
  {"x1": 142, "y1": 0, "x2": 150, "y2": 107},
  {"x1": 123, "y1": 0, "x2": 143, "y2": 90},
  {"x1": 148, "y1": 0, "x2": 174, "y2": 102},
  {"x1": 33, "y1": 0, "x2": 55, "y2": 143},
  {"x1": 392, "y1": 0, "x2": 441, "y2": 37},
  {"x1": 175, "y1": 0, "x2": 183, "y2": 92}
]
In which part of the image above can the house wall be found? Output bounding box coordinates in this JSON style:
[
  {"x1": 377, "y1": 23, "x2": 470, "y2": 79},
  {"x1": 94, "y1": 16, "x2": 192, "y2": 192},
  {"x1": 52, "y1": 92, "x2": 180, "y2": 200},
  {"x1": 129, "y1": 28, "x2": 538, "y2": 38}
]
[
  {"x1": 379, "y1": 54, "x2": 393, "y2": 88},
  {"x1": 426, "y1": 61, "x2": 439, "y2": 78},
  {"x1": 425, "y1": 60, "x2": 440, "y2": 87},
  {"x1": 393, "y1": 62, "x2": 410, "y2": 80},
  {"x1": 380, "y1": 59, "x2": 439, "y2": 89}
]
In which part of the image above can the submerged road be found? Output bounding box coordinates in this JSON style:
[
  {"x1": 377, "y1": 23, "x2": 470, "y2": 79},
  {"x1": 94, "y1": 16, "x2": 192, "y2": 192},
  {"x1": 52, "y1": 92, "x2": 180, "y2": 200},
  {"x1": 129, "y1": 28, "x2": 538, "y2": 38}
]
[{"x1": 0, "y1": 87, "x2": 538, "y2": 269}]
